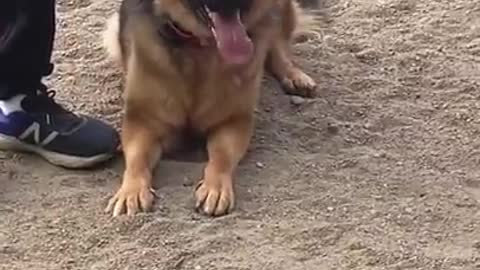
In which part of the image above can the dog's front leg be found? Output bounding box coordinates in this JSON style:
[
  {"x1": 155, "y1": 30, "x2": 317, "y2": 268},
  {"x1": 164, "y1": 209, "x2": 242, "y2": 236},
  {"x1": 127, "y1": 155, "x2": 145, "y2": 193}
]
[
  {"x1": 106, "y1": 115, "x2": 163, "y2": 217},
  {"x1": 266, "y1": 0, "x2": 317, "y2": 98},
  {"x1": 195, "y1": 115, "x2": 254, "y2": 217}
]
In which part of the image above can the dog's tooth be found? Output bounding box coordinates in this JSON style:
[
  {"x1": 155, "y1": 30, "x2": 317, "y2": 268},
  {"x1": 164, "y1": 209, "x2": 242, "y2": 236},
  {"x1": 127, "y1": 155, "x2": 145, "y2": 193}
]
[{"x1": 211, "y1": 28, "x2": 218, "y2": 39}]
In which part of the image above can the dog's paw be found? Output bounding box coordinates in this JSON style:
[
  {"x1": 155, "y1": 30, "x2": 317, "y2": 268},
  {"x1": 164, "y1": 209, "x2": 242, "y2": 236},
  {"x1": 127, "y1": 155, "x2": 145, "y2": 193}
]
[
  {"x1": 105, "y1": 181, "x2": 155, "y2": 217},
  {"x1": 195, "y1": 176, "x2": 235, "y2": 217},
  {"x1": 280, "y1": 68, "x2": 317, "y2": 98}
]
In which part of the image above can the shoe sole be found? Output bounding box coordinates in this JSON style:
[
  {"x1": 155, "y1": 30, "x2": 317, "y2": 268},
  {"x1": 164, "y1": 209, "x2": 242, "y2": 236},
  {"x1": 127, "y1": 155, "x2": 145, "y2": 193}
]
[{"x1": 0, "y1": 134, "x2": 115, "y2": 169}]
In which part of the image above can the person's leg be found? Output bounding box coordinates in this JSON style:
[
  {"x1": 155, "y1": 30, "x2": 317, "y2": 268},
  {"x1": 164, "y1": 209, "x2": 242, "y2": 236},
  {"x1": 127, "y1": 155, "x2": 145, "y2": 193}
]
[
  {"x1": 0, "y1": 0, "x2": 55, "y2": 97},
  {"x1": 0, "y1": 0, "x2": 120, "y2": 169}
]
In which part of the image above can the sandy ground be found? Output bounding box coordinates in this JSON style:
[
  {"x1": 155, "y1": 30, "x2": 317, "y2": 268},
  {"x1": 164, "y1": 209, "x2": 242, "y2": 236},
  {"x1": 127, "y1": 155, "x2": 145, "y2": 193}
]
[{"x1": 1, "y1": 0, "x2": 480, "y2": 269}]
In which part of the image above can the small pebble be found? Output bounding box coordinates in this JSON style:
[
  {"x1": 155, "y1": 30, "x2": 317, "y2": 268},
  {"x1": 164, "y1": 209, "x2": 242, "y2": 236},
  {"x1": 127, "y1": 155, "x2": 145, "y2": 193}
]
[
  {"x1": 348, "y1": 241, "x2": 365, "y2": 251},
  {"x1": 291, "y1": 96, "x2": 306, "y2": 105},
  {"x1": 364, "y1": 122, "x2": 374, "y2": 129},
  {"x1": 327, "y1": 207, "x2": 334, "y2": 212},
  {"x1": 327, "y1": 123, "x2": 339, "y2": 134},
  {"x1": 323, "y1": 35, "x2": 336, "y2": 47},
  {"x1": 373, "y1": 152, "x2": 386, "y2": 158},
  {"x1": 256, "y1": 162, "x2": 265, "y2": 168},
  {"x1": 183, "y1": 177, "x2": 194, "y2": 187},
  {"x1": 0, "y1": 245, "x2": 15, "y2": 254}
]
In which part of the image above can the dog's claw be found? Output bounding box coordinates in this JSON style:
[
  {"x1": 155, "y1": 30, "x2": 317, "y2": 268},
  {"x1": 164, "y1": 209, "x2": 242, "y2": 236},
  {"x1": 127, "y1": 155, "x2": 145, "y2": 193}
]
[
  {"x1": 195, "y1": 178, "x2": 234, "y2": 217},
  {"x1": 105, "y1": 183, "x2": 154, "y2": 217}
]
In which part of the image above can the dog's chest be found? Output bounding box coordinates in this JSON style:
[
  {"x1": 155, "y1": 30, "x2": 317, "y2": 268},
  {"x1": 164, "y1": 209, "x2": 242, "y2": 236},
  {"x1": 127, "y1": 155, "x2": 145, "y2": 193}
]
[
  {"x1": 180, "y1": 62, "x2": 260, "y2": 131},
  {"x1": 163, "y1": 36, "x2": 268, "y2": 130}
]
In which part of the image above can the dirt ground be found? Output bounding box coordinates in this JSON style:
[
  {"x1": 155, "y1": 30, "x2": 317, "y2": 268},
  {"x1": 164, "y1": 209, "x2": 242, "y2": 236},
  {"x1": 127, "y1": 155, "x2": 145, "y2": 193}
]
[{"x1": 1, "y1": 0, "x2": 480, "y2": 269}]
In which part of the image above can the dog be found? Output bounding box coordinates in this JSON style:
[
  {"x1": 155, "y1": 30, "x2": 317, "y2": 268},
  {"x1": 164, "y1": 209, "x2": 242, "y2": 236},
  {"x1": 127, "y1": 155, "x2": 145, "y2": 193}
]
[{"x1": 102, "y1": 0, "x2": 318, "y2": 217}]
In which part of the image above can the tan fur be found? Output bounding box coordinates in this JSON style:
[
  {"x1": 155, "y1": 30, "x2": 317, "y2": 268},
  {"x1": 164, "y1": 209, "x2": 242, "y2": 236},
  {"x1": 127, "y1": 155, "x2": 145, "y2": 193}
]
[
  {"x1": 102, "y1": 13, "x2": 121, "y2": 64},
  {"x1": 103, "y1": 0, "x2": 318, "y2": 217}
]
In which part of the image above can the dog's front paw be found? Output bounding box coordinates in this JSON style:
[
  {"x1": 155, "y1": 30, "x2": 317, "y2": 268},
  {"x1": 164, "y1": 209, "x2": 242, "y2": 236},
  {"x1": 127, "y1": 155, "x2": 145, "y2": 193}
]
[
  {"x1": 195, "y1": 176, "x2": 235, "y2": 217},
  {"x1": 281, "y1": 68, "x2": 317, "y2": 98},
  {"x1": 105, "y1": 181, "x2": 155, "y2": 217}
]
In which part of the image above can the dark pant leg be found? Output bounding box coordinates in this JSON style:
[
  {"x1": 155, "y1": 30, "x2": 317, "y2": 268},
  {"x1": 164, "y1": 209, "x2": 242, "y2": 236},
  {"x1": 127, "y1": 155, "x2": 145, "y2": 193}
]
[{"x1": 0, "y1": 0, "x2": 56, "y2": 99}]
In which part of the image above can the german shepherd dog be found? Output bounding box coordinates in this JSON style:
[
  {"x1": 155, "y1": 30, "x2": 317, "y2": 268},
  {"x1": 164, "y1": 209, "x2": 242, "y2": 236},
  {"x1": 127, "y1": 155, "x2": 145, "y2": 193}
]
[{"x1": 102, "y1": 0, "x2": 318, "y2": 217}]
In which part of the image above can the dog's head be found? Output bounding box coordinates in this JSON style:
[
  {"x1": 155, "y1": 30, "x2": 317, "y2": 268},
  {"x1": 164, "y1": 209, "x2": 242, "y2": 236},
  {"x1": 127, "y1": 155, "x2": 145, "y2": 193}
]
[{"x1": 155, "y1": 0, "x2": 280, "y2": 65}]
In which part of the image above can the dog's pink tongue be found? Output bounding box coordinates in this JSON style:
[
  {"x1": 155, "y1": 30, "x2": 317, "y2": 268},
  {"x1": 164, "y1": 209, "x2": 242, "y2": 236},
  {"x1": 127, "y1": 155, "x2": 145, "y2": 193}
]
[{"x1": 210, "y1": 12, "x2": 253, "y2": 65}]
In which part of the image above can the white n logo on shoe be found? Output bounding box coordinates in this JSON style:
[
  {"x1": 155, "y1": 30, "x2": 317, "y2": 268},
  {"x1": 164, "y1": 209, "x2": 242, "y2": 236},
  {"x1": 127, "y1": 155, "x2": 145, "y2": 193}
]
[{"x1": 19, "y1": 122, "x2": 59, "y2": 146}]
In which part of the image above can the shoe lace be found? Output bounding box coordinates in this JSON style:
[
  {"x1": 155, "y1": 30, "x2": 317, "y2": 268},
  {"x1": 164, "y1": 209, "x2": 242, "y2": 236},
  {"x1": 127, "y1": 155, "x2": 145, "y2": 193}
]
[
  {"x1": 35, "y1": 84, "x2": 70, "y2": 115},
  {"x1": 32, "y1": 84, "x2": 80, "y2": 116},
  {"x1": 28, "y1": 84, "x2": 82, "y2": 130}
]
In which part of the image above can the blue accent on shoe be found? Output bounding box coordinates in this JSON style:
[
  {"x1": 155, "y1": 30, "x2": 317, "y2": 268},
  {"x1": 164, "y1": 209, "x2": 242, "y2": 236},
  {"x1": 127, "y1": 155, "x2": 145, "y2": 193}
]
[{"x1": 0, "y1": 85, "x2": 120, "y2": 168}]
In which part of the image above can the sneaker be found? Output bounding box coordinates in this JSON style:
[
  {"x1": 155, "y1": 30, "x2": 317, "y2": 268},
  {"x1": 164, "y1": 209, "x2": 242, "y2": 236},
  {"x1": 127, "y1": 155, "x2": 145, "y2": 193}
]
[{"x1": 0, "y1": 84, "x2": 120, "y2": 168}]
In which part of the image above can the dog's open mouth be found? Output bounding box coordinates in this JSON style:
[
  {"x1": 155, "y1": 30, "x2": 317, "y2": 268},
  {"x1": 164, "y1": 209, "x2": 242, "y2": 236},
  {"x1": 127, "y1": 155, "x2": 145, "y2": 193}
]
[{"x1": 206, "y1": 9, "x2": 253, "y2": 66}]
